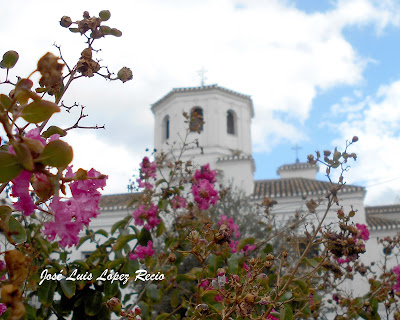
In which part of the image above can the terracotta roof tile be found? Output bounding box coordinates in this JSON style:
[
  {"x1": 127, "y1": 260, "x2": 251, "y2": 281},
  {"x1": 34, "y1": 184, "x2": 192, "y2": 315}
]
[
  {"x1": 365, "y1": 204, "x2": 400, "y2": 230},
  {"x1": 99, "y1": 193, "x2": 140, "y2": 211},
  {"x1": 252, "y1": 178, "x2": 365, "y2": 199}
]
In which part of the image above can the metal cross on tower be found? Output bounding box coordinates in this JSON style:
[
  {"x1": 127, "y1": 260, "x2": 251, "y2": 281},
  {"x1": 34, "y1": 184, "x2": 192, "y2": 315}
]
[
  {"x1": 291, "y1": 144, "x2": 302, "y2": 163},
  {"x1": 197, "y1": 67, "x2": 208, "y2": 86}
]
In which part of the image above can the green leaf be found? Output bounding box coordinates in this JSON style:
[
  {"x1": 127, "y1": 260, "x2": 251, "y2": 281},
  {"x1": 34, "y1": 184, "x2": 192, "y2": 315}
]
[
  {"x1": 227, "y1": 253, "x2": 242, "y2": 275},
  {"x1": 121, "y1": 258, "x2": 139, "y2": 277},
  {"x1": 38, "y1": 279, "x2": 57, "y2": 306},
  {"x1": 104, "y1": 278, "x2": 119, "y2": 298},
  {"x1": 201, "y1": 290, "x2": 222, "y2": 311},
  {"x1": 95, "y1": 229, "x2": 108, "y2": 237},
  {"x1": 138, "y1": 228, "x2": 152, "y2": 246},
  {"x1": 146, "y1": 283, "x2": 162, "y2": 302},
  {"x1": 263, "y1": 243, "x2": 273, "y2": 254},
  {"x1": 42, "y1": 126, "x2": 67, "y2": 138},
  {"x1": 110, "y1": 28, "x2": 122, "y2": 37},
  {"x1": 25, "y1": 303, "x2": 37, "y2": 320},
  {"x1": 0, "y1": 151, "x2": 23, "y2": 183},
  {"x1": 60, "y1": 278, "x2": 76, "y2": 298},
  {"x1": 171, "y1": 289, "x2": 180, "y2": 308},
  {"x1": 237, "y1": 237, "x2": 255, "y2": 252},
  {"x1": 113, "y1": 234, "x2": 136, "y2": 251},
  {"x1": 156, "y1": 219, "x2": 165, "y2": 237},
  {"x1": 137, "y1": 301, "x2": 149, "y2": 319},
  {"x1": 176, "y1": 273, "x2": 196, "y2": 283},
  {"x1": 0, "y1": 50, "x2": 19, "y2": 69},
  {"x1": 99, "y1": 10, "x2": 111, "y2": 21},
  {"x1": 158, "y1": 199, "x2": 168, "y2": 210},
  {"x1": 280, "y1": 304, "x2": 293, "y2": 320},
  {"x1": 37, "y1": 140, "x2": 73, "y2": 167},
  {"x1": 85, "y1": 291, "x2": 103, "y2": 316},
  {"x1": 9, "y1": 215, "x2": 27, "y2": 243},
  {"x1": 111, "y1": 219, "x2": 128, "y2": 235},
  {"x1": 155, "y1": 314, "x2": 169, "y2": 320},
  {"x1": 0, "y1": 94, "x2": 12, "y2": 110},
  {"x1": 77, "y1": 235, "x2": 91, "y2": 248},
  {"x1": 20, "y1": 100, "x2": 60, "y2": 123},
  {"x1": 294, "y1": 279, "x2": 309, "y2": 294}
]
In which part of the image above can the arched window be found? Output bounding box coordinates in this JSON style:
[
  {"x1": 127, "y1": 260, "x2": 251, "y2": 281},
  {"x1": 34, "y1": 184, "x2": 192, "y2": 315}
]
[
  {"x1": 162, "y1": 115, "x2": 170, "y2": 141},
  {"x1": 227, "y1": 110, "x2": 235, "y2": 135},
  {"x1": 190, "y1": 107, "x2": 204, "y2": 132}
]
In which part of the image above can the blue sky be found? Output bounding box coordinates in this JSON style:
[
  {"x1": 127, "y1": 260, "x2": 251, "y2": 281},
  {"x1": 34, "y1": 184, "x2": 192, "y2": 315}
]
[{"x1": 2, "y1": 0, "x2": 400, "y2": 205}]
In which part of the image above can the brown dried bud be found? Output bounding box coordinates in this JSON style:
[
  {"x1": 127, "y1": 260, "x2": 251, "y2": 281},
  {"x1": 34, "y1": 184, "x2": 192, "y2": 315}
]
[
  {"x1": 106, "y1": 297, "x2": 122, "y2": 314},
  {"x1": 83, "y1": 11, "x2": 90, "y2": 18},
  {"x1": 265, "y1": 261, "x2": 273, "y2": 268},
  {"x1": 266, "y1": 254, "x2": 274, "y2": 261},
  {"x1": 168, "y1": 253, "x2": 176, "y2": 263},
  {"x1": 81, "y1": 48, "x2": 92, "y2": 60},
  {"x1": 244, "y1": 293, "x2": 256, "y2": 305},
  {"x1": 117, "y1": 67, "x2": 133, "y2": 83},
  {"x1": 1, "y1": 284, "x2": 21, "y2": 306},
  {"x1": 5, "y1": 250, "x2": 28, "y2": 287},
  {"x1": 352, "y1": 136, "x2": 358, "y2": 143},
  {"x1": 60, "y1": 16, "x2": 72, "y2": 28},
  {"x1": 282, "y1": 251, "x2": 288, "y2": 259}
]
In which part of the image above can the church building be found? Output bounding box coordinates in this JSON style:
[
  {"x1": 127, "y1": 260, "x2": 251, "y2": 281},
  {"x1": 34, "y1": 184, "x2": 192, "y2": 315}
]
[{"x1": 98, "y1": 84, "x2": 400, "y2": 274}]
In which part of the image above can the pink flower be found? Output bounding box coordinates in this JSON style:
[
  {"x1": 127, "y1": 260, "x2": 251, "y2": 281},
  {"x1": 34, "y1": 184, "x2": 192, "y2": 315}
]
[
  {"x1": 43, "y1": 197, "x2": 82, "y2": 248},
  {"x1": 229, "y1": 240, "x2": 239, "y2": 253},
  {"x1": 140, "y1": 157, "x2": 157, "y2": 179},
  {"x1": 355, "y1": 223, "x2": 370, "y2": 241},
  {"x1": 242, "y1": 244, "x2": 257, "y2": 253},
  {"x1": 25, "y1": 128, "x2": 46, "y2": 145},
  {"x1": 0, "y1": 303, "x2": 6, "y2": 316},
  {"x1": 218, "y1": 215, "x2": 240, "y2": 238},
  {"x1": 129, "y1": 241, "x2": 155, "y2": 260},
  {"x1": 336, "y1": 257, "x2": 350, "y2": 265},
  {"x1": 214, "y1": 294, "x2": 224, "y2": 302},
  {"x1": 243, "y1": 263, "x2": 250, "y2": 272},
  {"x1": 200, "y1": 279, "x2": 209, "y2": 288},
  {"x1": 11, "y1": 170, "x2": 36, "y2": 216},
  {"x1": 67, "y1": 167, "x2": 107, "y2": 226},
  {"x1": 133, "y1": 204, "x2": 161, "y2": 230},
  {"x1": 171, "y1": 196, "x2": 187, "y2": 209},
  {"x1": 136, "y1": 157, "x2": 156, "y2": 190},
  {"x1": 266, "y1": 310, "x2": 278, "y2": 320},
  {"x1": 193, "y1": 164, "x2": 217, "y2": 184},
  {"x1": 393, "y1": 264, "x2": 400, "y2": 293},
  {"x1": 192, "y1": 179, "x2": 219, "y2": 210}
]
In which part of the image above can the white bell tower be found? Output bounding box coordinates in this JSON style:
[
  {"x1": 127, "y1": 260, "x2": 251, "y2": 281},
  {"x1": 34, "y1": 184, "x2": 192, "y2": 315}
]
[{"x1": 151, "y1": 84, "x2": 255, "y2": 195}]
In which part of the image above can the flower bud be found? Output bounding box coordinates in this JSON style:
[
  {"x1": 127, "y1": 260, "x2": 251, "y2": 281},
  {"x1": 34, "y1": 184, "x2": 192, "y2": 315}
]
[
  {"x1": 106, "y1": 297, "x2": 122, "y2": 314},
  {"x1": 216, "y1": 268, "x2": 225, "y2": 277},
  {"x1": 352, "y1": 136, "x2": 358, "y2": 143},
  {"x1": 60, "y1": 16, "x2": 72, "y2": 28},
  {"x1": 99, "y1": 10, "x2": 111, "y2": 21},
  {"x1": 244, "y1": 293, "x2": 255, "y2": 304},
  {"x1": 117, "y1": 67, "x2": 133, "y2": 83}
]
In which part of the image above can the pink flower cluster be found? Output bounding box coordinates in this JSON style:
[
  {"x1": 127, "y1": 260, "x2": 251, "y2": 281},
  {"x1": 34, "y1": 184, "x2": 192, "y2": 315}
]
[
  {"x1": 133, "y1": 203, "x2": 161, "y2": 231},
  {"x1": 218, "y1": 215, "x2": 240, "y2": 238},
  {"x1": 192, "y1": 164, "x2": 219, "y2": 210},
  {"x1": 355, "y1": 223, "x2": 370, "y2": 241},
  {"x1": 137, "y1": 157, "x2": 157, "y2": 189},
  {"x1": 393, "y1": 264, "x2": 400, "y2": 293},
  {"x1": 0, "y1": 303, "x2": 6, "y2": 316},
  {"x1": 10, "y1": 129, "x2": 48, "y2": 216},
  {"x1": 266, "y1": 311, "x2": 278, "y2": 320},
  {"x1": 171, "y1": 196, "x2": 187, "y2": 209},
  {"x1": 43, "y1": 167, "x2": 107, "y2": 248},
  {"x1": 129, "y1": 241, "x2": 155, "y2": 260},
  {"x1": 11, "y1": 170, "x2": 36, "y2": 216}
]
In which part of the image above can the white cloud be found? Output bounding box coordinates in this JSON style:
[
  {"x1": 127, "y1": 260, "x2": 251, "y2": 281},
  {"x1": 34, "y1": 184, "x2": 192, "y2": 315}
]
[
  {"x1": 331, "y1": 80, "x2": 400, "y2": 205},
  {"x1": 1, "y1": 0, "x2": 400, "y2": 194},
  {"x1": 64, "y1": 131, "x2": 143, "y2": 195}
]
